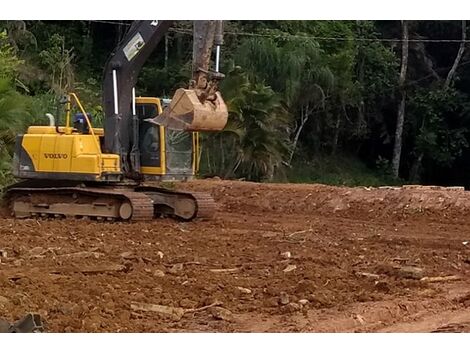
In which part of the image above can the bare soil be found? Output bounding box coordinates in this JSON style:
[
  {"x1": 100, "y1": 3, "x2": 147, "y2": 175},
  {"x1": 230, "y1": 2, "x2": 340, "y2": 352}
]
[{"x1": 1, "y1": 180, "x2": 470, "y2": 332}]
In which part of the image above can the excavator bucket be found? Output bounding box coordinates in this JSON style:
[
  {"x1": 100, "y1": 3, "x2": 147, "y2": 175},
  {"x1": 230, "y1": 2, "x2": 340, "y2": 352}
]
[{"x1": 151, "y1": 88, "x2": 228, "y2": 132}]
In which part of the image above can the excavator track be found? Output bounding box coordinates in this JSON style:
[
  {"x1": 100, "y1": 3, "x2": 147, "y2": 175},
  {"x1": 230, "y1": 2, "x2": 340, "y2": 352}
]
[
  {"x1": 4, "y1": 183, "x2": 216, "y2": 221},
  {"x1": 135, "y1": 186, "x2": 216, "y2": 221}
]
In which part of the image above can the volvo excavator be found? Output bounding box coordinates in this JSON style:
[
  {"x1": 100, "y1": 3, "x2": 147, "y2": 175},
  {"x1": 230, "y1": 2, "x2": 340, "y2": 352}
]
[{"x1": 3, "y1": 20, "x2": 228, "y2": 221}]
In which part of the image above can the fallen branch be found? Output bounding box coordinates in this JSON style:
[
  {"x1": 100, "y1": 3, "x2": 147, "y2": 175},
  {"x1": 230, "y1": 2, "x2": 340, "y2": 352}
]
[
  {"x1": 288, "y1": 229, "x2": 313, "y2": 238},
  {"x1": 420, "y1": 275, "x2": 461, "y2": 283},
  {"x1": 355, "y1": 272, "x2": 380, "y2": 279},
  {"x1": 163, "y1": 261, "x2": 202, "y2": 267},
  {"x1": 59, "y1": 251, "x2": 104, "y2": 259},
  {"x1": 130, "y1": 301, "x2": 222, "y2": 321},
  {"x1": 51, "y1": 264, "x2": 128, "y2": 275},
  {"x1": 209, "y1": 268, "x2": 239, "y2": 273},
  {"x1": 5, "y1": 264, "x2": 128, "y2": 280}
]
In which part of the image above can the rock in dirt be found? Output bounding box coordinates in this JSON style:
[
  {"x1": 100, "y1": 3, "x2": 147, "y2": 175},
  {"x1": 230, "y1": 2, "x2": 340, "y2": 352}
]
[
  {"x1": 237, "y1": 287, "x2": 252, "y2": 294},
  {"x1": 280, "y1": 302, "x2": 301, "y2": 313},
  {"x1": 179, "y1": 298, "x2": 197, "y2": 309},
  {"x1": 398, "y1": 266, "x2": 425, "y2": 280},
  {"x1": 168, "y1": 263, "x2": 184, "y2": 274},
  {"x1": 279, "y1": 292, "x2": 290, "y2": 305},
  {"x1": 0, "y1": 296, "x2": 10, "y2": 306},
  {"x1": 356, "y1": 272, "x2": 380, "y2": 279},
  {"x1": 378, "y1": 264, "x2": 425, "y2": 280},
  {"x1": 28, "y1": 247, "x2": 45, "y2": 257},
  {"x1": 280, "y1": 251, "x2": 291, "y2": 259},
  {"x1": 209, "y1": 307, "x2": 234, "y2": 322},
  {"x1": 131, "y1": 302, "x2": 185, "y2": 321},
  {"x1": 298, "y1": 299, "x2": 309, "y2": 305},
  {"x1": 0, "y1": 249, "x2": 7, "y2": 258},
  {"x1": 283, "y1": 264, "x2": 297, "y2": 273},
  {"x1": 120, "y1": 251, "x2": 134, "y2": 259},
  {"x1": 153, "y1": 269, "x2": 165, "y2": 277}
]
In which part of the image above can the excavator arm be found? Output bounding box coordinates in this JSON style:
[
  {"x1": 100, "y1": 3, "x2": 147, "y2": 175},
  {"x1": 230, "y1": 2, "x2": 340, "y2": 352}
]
[{"x1": 102, "y1": 20, "x2": 228, "y2": 177}]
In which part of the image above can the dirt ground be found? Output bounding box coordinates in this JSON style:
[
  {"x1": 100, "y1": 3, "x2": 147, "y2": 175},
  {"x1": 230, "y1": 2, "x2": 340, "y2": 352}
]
[{"x1": 1, "y1": 179, "x2": 470, "y2": 332}]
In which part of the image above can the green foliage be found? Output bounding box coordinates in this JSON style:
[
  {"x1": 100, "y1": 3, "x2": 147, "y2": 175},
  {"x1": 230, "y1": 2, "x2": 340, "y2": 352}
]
[
  {"x1": 0, "y1": 30, "x2": 23, "y2": 79},
  {"x1": 0, "y1": 77, "x2": 32, "y2": 187},
  {"x1": 39, "y1": 33, "x2": 75, "y2": 95},
  {"x1": 286, "y1": 154, "x2": 401, "y2": 187},
  {"x1": 408, "y1": 87, "x2": 470, "y2": 167}
]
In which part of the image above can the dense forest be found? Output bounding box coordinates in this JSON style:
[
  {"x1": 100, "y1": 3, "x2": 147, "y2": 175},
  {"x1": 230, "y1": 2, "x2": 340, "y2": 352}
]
[{"x1": 1, "y1": 20, "x2": 470, "y2": 187}]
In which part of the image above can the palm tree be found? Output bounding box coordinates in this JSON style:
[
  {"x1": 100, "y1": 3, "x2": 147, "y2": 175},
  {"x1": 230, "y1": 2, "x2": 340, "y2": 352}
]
[
  {"x1": 201, "y1": 65, "x2": 291, "y2": 181},
  {"x1": 234, "y1": 37, "x2": 334, "y2": 164}
]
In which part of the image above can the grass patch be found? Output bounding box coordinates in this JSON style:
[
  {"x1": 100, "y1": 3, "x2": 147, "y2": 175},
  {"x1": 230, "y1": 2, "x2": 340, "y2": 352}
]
[{"x1": 284, "y1": 154, "x2": 402, "y2": 187}]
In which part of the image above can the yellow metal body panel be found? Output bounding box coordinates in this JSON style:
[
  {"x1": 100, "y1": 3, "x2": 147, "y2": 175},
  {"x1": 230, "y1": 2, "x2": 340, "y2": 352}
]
[
  {"x1": 18, "y1": 95, "x2": 197, "y2": 180},
  {"x1": 22, "y1": 132, "x2": 119, "y2": 176}
]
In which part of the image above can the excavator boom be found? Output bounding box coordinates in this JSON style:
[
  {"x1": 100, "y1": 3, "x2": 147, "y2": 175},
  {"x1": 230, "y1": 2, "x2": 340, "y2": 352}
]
[{"x1": 151, "y1": 21, "x2": 228, "y2": 131}]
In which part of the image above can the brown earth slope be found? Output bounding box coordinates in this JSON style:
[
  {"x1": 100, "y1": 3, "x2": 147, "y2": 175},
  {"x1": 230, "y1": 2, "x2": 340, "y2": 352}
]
[{"x1": 1, "y1": 180, "x2": 470, "y2": 332}]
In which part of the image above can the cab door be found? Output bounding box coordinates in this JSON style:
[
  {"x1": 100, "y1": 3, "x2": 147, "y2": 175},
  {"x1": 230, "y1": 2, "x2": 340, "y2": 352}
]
[{"x1": 135, "y1": 98, "x2": 165, "y2": 175}]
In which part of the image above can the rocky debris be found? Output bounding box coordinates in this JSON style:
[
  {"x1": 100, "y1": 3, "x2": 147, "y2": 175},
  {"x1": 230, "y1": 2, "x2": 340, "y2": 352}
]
[
  {"x1": 156, "y1": 251, "x2": 164, "y2": 260},
  {"x1": 298, "y1": 299, "x2": 309, "y2": 306},
  {"x1": 279, "y1": 292, "x2": 290, "y2": 305},
  {"x1": 209, "y1": 307, "x2": 234, "y2": 322},
  {"x1": 283, "y1": 264, "x2": 297, "y2": 273},
  {"x1": 0, "y1": 249, "x2": 7, "y2": 258}
]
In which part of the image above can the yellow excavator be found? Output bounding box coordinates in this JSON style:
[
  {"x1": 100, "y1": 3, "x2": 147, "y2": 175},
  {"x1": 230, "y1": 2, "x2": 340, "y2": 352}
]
[{"x1": 3, "y1": 20, "x2": 228, "y2": 221}]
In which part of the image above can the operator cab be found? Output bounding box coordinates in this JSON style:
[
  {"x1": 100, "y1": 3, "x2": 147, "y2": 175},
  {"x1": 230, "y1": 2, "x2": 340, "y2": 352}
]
[{"x1": 136, "y1": 97, "x2": 197, "y2": 181}]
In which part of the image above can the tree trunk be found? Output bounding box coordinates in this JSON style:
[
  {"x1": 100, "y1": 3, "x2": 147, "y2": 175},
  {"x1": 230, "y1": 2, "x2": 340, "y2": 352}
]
[
  {"x1": 288, "y1": 105, "x2": 311, "y2": 165},
  {"x1": 164, "y1": 35, "x2": 169, "y2": 68},
  {"x1": 331, "y1": 106, "x2": 343, "y2": 156},
  {"x1": 409, "y1": 152, "x2": 424, "y2": 183},
  {"x1": 391, "y1": 20, "x2": 409, "y2": 179},
  {"x1": 444, "y1": 20, "x2": 466, "y2": 89}
]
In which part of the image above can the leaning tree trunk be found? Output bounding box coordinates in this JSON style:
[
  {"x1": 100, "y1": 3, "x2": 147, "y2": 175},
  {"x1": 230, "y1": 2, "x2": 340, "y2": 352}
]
[
  {"x1": 391, "y1": 20, "x2": 409, "y2": 179},
  {"x1": 412, "y1": 21, "x2": 466, "y2": 182},
  {"x1": 288, "y1": 104, "x2": 311, "y2": 165},
  {"x1": 444, "y1": 20, "x2": 466, "y2": 90}
]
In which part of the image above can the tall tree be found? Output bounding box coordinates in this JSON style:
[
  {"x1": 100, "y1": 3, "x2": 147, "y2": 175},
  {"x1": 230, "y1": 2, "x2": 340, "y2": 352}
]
[{"x1": 391, "y1": 20, "x2": 409, "y2": 179}]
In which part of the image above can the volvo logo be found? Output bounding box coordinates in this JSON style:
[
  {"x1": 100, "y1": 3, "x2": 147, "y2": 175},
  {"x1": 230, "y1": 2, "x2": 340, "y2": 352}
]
[{"x1": 44, "y1": 153, "x2": 68, "y2": 159}]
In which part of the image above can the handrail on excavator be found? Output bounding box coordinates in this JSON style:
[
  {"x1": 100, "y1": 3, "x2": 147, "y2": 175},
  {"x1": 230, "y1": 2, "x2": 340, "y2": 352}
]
[{"x1": 65, "y1": 92, "x2": 102, "y2": 155}]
